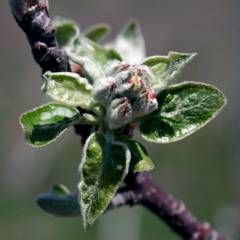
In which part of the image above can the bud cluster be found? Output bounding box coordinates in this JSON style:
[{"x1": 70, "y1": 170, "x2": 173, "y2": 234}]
[{"x1": 93, "y1": 62, "x2": 158, "y2": 129}]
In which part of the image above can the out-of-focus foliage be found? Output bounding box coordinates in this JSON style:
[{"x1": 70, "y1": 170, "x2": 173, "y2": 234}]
[{"x1": 1, "y1": 0, "x2": 239, "y2": 239}]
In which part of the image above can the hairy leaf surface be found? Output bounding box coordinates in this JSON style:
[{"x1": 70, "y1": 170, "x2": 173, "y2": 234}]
[
  {"x1": 20, "y1": 103, "x2": 80, "y2": 146},
  {"x1": 68, "y1": 37, "x2": 122, "y2": 82},
  {"x1": 139, "y1": 82, "x2": 226, "y2": 143},
  {"x1": 43, "y1": 71, "x2": 94, "y2": 109},
  {"x1": 115, "y1": 21, "x2": 146, "y2": 65},
  {"x1": 51, "y1": 183, "x2": 71, "y2": 196},
  {"x1": 142, "y1": 52, "x2": 196, "y2": 92},
  {"x1": 79, "y1": 132, "x2": 130, "y2": 230},
  {"x1": 54, "y1": 17, "x2": 79, "y2": 49},
  {"x1": 119, "y1": 135, "x2": 154, "y2": 171},
  {"x1": 84, "y1": 24, "x2": 110, "y2": 43}
]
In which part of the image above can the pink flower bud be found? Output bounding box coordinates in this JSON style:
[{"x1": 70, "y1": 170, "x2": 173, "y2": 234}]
[
  {"x1": 107, "y1": 97, "x2": 132, "y2": 130},
  {"x1": 149, "y1": 92, "x2": 156, "y2": 99},
  {"x1": 132, "y1": 65, "x2": 155, "y2": 85},
  {"x1": 92, "y1": 77, "x2": 117, "y2": 106},
  {"x1": 132, "y1": 91, "x2": 158, "y2": 118},
  {"x1": 115, "y1": 74, "x2": 145, "y2": 99}
]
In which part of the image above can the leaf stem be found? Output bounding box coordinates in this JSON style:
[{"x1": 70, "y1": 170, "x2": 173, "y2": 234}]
[
  {"x1": 106, "y1": 129, "x2": 114, "y2": 143},
  {"x1": 76, "y1": 114, "x2": 100, "y2": 126}
]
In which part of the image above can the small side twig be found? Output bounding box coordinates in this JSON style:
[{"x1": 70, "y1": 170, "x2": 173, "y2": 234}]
[{"x1": 37, "y1": 172, "x2": 230, "y2": 240}]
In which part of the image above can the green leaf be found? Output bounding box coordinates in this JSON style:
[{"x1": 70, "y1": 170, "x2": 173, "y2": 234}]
[
  {"x1": 54, "y1": 17, "x2": 79, "y2": 49},
  {"x1": 84, "y1": 24, "x2": 110, "y2": 43},
  {"x1": 142, "y1": 52, "x2": 197, "y2": 92},
  {"x1": 68, "y1": 37, "x2": 122, "y2": 83},
  {"x1": 114, "y1": 21, "x2": 146, "y2": 65},
  {"x1": 51, "y1": 183, "x2": 70, "y2": 196},
  {"x1": 20, "y1": 103, "x2": 80, "y2": 147},
  {"x1": 139, "y1": 82, "x2": 226, "y2": 143},
  {"x1": 36, "y1": 193, "x2": 80, "y2": 217},
  {"x1": 79, "y1": 132, "x2": 131, "y2": 230},
  {"x1": 118, "y1": 135, "x2": 154, "y2": 172},
  {"x1": 79, "y1": 113, "x2": 100, "y2": 126},
  {"x1": 43, "y1": 71, "x2": 95, "y2": 109}
]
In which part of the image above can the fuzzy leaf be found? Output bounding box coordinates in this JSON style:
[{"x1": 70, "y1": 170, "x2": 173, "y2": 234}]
[
  {"x1": 119, "y1": 135, "x2": 154, "y2": 172},
  {"x1": 20, "y1": 103, "x2": 80, "y2": 147},
  {"x1": 79, "y1": 132, "x2": 131, "y2": 230},
  {"x1": 68, "y1": 37, "x2": 122, "y2": 82},
  {"x1": 54, "y1": 17, "x2": 79, "y2": 49},
  {"x1": 51, "y1": 183, "x2": 71, "y2": 196},
  {"x1": 115, "y1": 21, "x2": 146, "y2": 65},
  {"x1": 139, "y1": 82, "x2": 226, "y2": 143},
  {"x1": 142, "y1": 52, "x2": 197, "y2": 92},
  {"x1": 42, "y1": 71, "x2": 94, "y2": 109},
  {"x1": 84, "y1": 24, "x2": 110, "y2": 43},
  {"x1": 36, "y1": 193, "x2": 80, "y2": 217}
]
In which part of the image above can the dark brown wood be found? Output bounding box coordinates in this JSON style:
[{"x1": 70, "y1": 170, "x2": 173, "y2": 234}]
[
  {"x1": 123, "y1": 171, "x2": 230, "y2": 240},
  {"x1": 10, "y1": 0, "x2": 69, "y2": 73}
]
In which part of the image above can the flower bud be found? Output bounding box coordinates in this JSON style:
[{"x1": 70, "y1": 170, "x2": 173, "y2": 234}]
[
  {"x1": 107, "y1": 97, "x2": 132, "y2": 130},
  {"x1": 92, "y1": 77, "x2": 117, "y2": 106},
  {"x1": 136, "y1": 66, "x2": 155, "y2": 86},
  {"x1": 115, "y1": 74, "x2": 144, "y2": 99},
  {"x1": 104, "y1": 60, "x2": 129, "y2": 77},
  {"x1": 132, "y1": 91, "x2": 158, "y2": 118}
]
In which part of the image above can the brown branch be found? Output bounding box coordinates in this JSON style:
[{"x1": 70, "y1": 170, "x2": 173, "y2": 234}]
[
  {"x1": 10, "y1": 1, "x2": 231, "y2": 240},
  {"x1": 9, "y1": 0, "x2": 92, "y2": 143},
  {"x1": 124, "y1": 171, "x2": 231, "y2": 240},
  {"x1": 9, "y1": 0, "x2": 68, "y2": 73},
  {"x1": 36, "y1": 173, "x2": 230, "y2": 240},
  {"x1": 36, "y1": 186, "x2": 134, "y2": 217}
]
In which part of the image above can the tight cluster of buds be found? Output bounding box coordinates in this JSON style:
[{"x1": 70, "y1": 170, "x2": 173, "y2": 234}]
[{"x1": 93, "y1": 62, "x2": 158, "y2": 129}]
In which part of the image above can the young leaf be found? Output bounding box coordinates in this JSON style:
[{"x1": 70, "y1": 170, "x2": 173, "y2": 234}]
[
  {"x1": 118, "y1": 135, "x2": 154, "y2": 172},
  {"x1": 42, "y1": 71, "x2": 95, "y2": 109},
  {"x1": 79, "y1": 132, "x2": 131, "y2": 230},
  {"x1": 139, "y1": 82, "x2": 226, "y2": 143},
  {"x1": 79, "y1": 113, "x2": 101, "y2": 126},
  {"x1": 84, "y1": 24, "x2": 110, "y2": 43},
  {"x1": 114, "y1": 21, "x2": 146, "y2": 65},
  {"x1": 20, "y1": 103, "x2": 81, "y2": 147},
  {"x1": 68, "y1": 37, "x2": 122, "y2": 82},
  {"x1": 142, "y1": 52, "x2": 197, "y2": 92},
  {"x1": 51, "y1": 183, "x2": 71, "y2": 196},
  {"x1": 36, "y1": 193, "x2": 80, "y2": 217},
  {"x1": 54, "y1": 17, "x2": 79, "y2": 50}
]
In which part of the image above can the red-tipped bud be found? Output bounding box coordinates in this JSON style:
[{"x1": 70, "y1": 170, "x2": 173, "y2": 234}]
[
  {"x1": 132, "y1": 91, "x2": 158, "y2": 118},
  {"x1": 92, "y1": 77, "x2": 117, "y2": 106},
  {"x1": 149, "y1": 92, "x2": 156, "y2": 99},
  {"x1": 107, "y1": 97, "x2": 132, "y2": 130},
  {"x1": 115, "y1": 74, "x2": 145, "y2": 99}
]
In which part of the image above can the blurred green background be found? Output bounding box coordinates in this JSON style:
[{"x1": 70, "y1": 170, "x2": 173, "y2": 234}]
[{"x1": 1, "y1": 0, "x2": 239, "y2": 239}]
